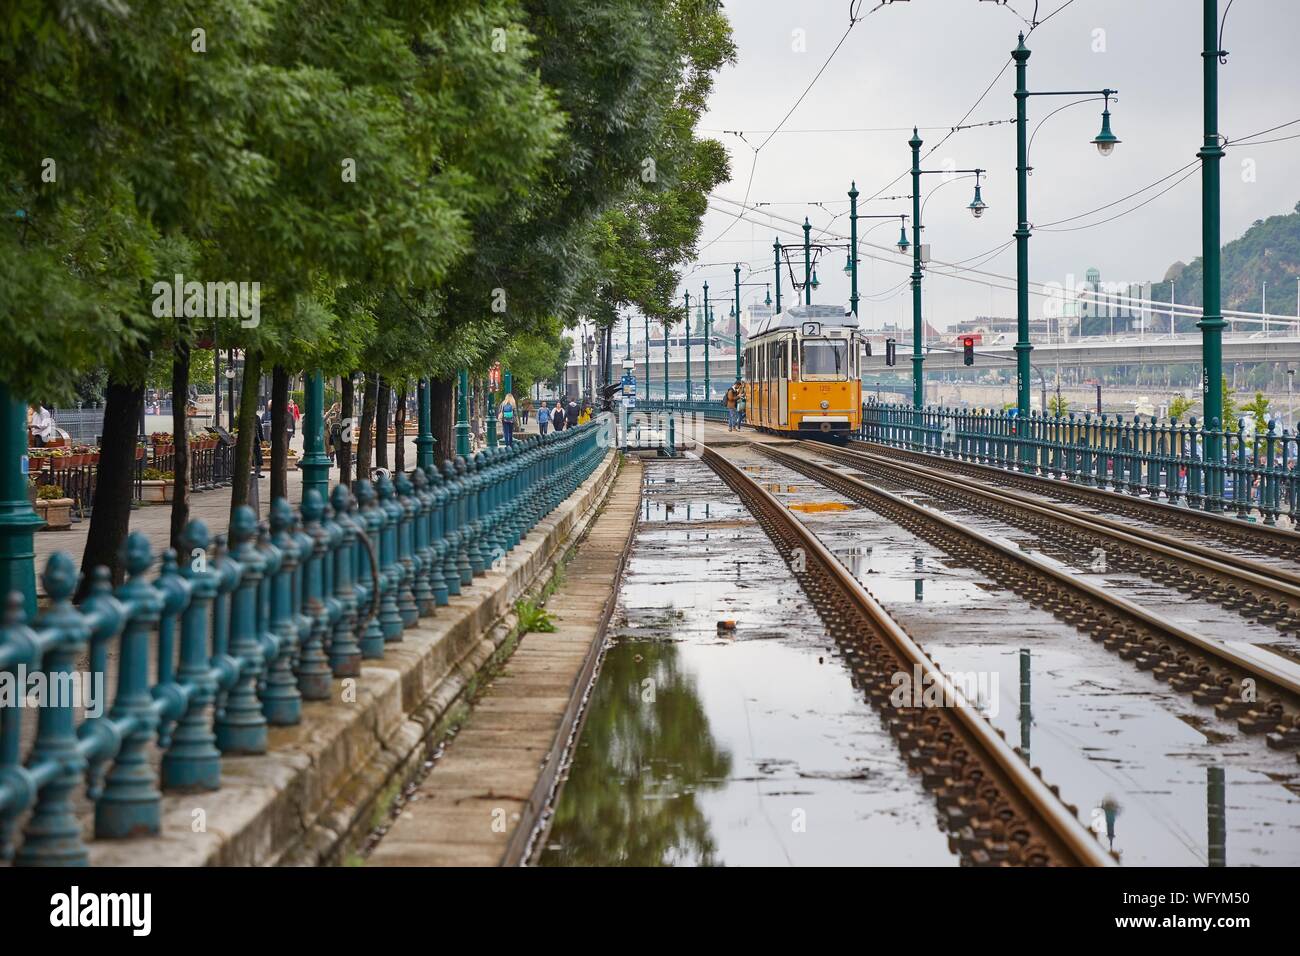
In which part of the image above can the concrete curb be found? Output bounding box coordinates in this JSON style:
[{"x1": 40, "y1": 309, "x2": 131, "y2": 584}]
[{"x1": 86, "y1": 451, "x2": 619, "y2": 867}]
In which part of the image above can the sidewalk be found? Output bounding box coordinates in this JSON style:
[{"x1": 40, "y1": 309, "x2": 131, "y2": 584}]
[{"x1": 365, "y1": 456, "x2": 642, "y2": 866}]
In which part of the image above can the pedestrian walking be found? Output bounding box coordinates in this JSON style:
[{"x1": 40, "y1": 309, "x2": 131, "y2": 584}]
[
  {"x1": 567, "y1": 398, "x2": 579, "y2": 428},
  {"x1": 500, "y1": 391, "x2": 517, "y2": 447},
  {"x1": 552, "y1": 400, "x2": 566, "y2": 432},
  {"x1": 520, "y1": 397, "x2": 531, "y2": 426},
  {"x1": 724, "y1": 380, "x2": 741, "y2": 431},
  {"x1": 537, "y1": 402, "x2": 551, "y2": 436},
  {"x1": 253, "y1": 405, "x2": 267, "y2": 477},
  {"x1": 325, "y1": 401, "x2": 344, "y2": 468}
]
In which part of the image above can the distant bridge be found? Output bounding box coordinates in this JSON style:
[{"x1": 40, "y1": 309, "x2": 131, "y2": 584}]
[{"x1": 869, "y1": 332, "x2": 1300, "y2": 373}]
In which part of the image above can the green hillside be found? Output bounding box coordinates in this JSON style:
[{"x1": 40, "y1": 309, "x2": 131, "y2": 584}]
[{"x1": 1154, "y1": 200, "x2": 1300, "y2": 330}]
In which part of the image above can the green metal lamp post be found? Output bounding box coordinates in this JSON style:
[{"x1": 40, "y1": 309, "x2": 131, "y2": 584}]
[
  {"x1": 1199, "y1": 0, "x2": 1226, "y2": 503},
  {"x1": 625, "y1": 313, "x2": 631, "y2": 362},
  {"x1": 486, "y1": 378, "x2": 497, "y2": 449},
  {"x1": 846, "y1": 181, "x2": 911, "y2": 321},
  {"x1": 0, "y1": 385, "x2": 42, "y2": 618},
  {"x1": 702, "y1": 281, "x2": 711, "y2": 403},
  {"x1": 684, "y1": 291, "x2": 692, "y2": 402},
  {"x1": 416, "y1": 376, "x2": 435, "y2": 473},
  {"x1": 849, "y1": 182, "x2": 860, "y2": 316},
  {"x1": 1011, "y1": 31, "x2": 1118, "y2": 461},
  {"x1": 910, "y1": 129, "x2": 988, "y2": 410},
  {"x1": 803, "y1": 218, "x2": 813, "y2": 305},
  {"x1": 773, "y1": 238, "x2": 783, "y2": 313},
  {"x1": 503, "y1": 369, "x2": 512, "y2": 398},
  {"x1": 734, "y1": 264, "x2": 743, "y2": 380},
  {"x1": 455, "y1": 368, "x2": 470, "y2": 457},
  {"x1": 645, "y1": 314, "x2": 651, "y2": 400},
  {"x1": 300, "y1": 370, "x2": 332, "y2": 504},
  {"x1": 663, "y1": 316, "x2": 670, "y2": 402}
]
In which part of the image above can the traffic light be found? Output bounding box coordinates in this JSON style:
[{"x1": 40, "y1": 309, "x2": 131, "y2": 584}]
[
  {"x1": 962, "y1": 336, "x2": 975, "y2": 366},
  {"x1": 885, "y1": 338, "x2": 896, "y2": 367}
]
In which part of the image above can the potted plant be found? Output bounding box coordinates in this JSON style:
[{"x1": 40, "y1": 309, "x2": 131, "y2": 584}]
[
  {"x1": 140, "y1": 467, "x2": 169, "y2": 503},
  {"x1": 33, "y1": 483, "x2": 73, "y2": 530}
]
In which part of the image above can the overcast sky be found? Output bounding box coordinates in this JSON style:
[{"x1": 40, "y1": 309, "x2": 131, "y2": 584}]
[{"x1": 685, "y1": 0, "x2": 1300, "y2": 332}]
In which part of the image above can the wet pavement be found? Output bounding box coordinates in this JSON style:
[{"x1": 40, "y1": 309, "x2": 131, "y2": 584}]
[
  {"x1": 537, "y1": 459, "x2": 957, "y2": 866},
  {"x1": 737, "y1": 443, "x2": 1300, "y2": 866},
  {"x1": 537, "y1": 441, "x2": 1300, "y2": 866}
]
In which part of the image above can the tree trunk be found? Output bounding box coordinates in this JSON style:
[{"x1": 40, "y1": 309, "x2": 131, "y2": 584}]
[
  {"x1": 431, "y1": 376, "x2": 453, "y2": 466},
  {"x1": 393, "y1": 380, "x2": 407, "y2": 473},
  {"x1": 230, "y1": 349, "x2": 262, "y2": 516},
  {"x1": 356, "y1": 372, "x2": 378, "y2": 480},
  {"x1": 376, "y1": 377, "x2": 389, "y2": 470},
  {"x1": 270, "y1": 365, "x2": 289, "y2": 501},
  {"x1": 169, "y1": 332, "x2": 191, "y2": 552},
  {"x1": 77, "y1": 378, "x2": 143, "y2": 599},
  {"x1": 339, "y1": 374, "x2": 355, "y2": 486}
]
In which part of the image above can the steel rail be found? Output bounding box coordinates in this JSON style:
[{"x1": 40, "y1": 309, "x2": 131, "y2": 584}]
[
  {"x1": 808, "y1": 441, "x2": 1300, "y2": 634},
  {"x1": 755, "y1": 444, "x2": 1300, "y2": 748},
  {"x1": 698, "y1": 444, "x2": 1114, "y2": 867},
  {"x1": 850, "y1": 438, "x2": 1300, "y2": 564}
]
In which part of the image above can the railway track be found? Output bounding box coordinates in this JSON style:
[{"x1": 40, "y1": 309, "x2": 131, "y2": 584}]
[
  {"x1": 752, "y1": 444, "x2": 1300, "y2": 754},
  {"x1": 805, "y1": 441, "x2": 1300, "y2": 641},
  {"x1": 850, "y1": 438, "x2": 1300, "y2": 566},
  {"x1": 697, "y1": 444, "x2": 1113, "y2": 867}
]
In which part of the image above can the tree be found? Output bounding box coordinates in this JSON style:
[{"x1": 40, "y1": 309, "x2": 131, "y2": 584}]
[
  {"x1": 1048, "y1": 394, "x2": 1070, "y2": 417},
  {"x1": 1221, "y1": 376, "x2": 1238, "y2": 427},
  {"x1": 1242, "y1": 391, "x2": 1271, "y2": 429},
  {"x1": 1168, "y1": 394, "x2": 1195, "y2": 421}
]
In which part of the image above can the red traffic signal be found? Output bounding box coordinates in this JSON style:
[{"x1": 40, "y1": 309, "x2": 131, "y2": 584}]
[{"x1": 962, "y1": 336, "x2": 975, "y2": 366}]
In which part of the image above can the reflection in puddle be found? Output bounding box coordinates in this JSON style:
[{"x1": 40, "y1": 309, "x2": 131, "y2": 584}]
[
  {"x1": 787, "y1": 501, "x2": 854, "y2": 514},
  {"x1": 930, "y1": 641, "x2": 1300, "y2": 866},
  {"x1": 540, "y1": 458, "x2": 957, "y2": 867}
]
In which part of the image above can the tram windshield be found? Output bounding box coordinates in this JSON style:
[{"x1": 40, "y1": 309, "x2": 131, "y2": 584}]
[{"x1": 800, "y1": 339, "x2": 847, "y2": 380}]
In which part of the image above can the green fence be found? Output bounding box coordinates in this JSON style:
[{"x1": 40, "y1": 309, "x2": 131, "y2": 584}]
[{"x1": 861, "y1": 402, "x2": 1300, "y2": 525}]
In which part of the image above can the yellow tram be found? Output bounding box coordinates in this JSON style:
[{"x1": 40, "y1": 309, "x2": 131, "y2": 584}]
[{"x1": 741, "y1": 303, "x2": 864, "y2": 439}]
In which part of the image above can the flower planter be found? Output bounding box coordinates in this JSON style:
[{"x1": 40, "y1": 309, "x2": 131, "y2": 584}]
[
  {"x1": 139, "y1": 479, "x2": 168, "y2": 503},
  {"x1": 34, "y1": 497, "x2": 74, "y2": 531}
]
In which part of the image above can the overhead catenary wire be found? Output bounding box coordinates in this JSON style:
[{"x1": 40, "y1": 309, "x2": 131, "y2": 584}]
[{"x1": 707, "y1": 195, "x2": 1300, "y2": 324}]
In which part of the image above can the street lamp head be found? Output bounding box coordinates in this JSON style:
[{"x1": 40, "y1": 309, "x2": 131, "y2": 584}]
[
  {"x1": 764, "y1": 286, "x2": 772, "y2": 307},
  {"x1": 968, "y1": 170, "x2": 988, "y2": 219},
  {"x1": 810, "y1": 268, "x2": 820, "y2": 291},
  {"x1": 1093, "y1": 99, "x2": 1120, "y2": 157},
  {"x1": 897, "y1": 220, "x2": 910, "y2": 253},
  {"x1": 843, "y1": 252, "x2": 853, "y2": 276}
]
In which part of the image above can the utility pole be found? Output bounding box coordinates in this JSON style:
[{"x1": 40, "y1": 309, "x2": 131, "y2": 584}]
[
  {"x1": 773, "y1": 238, "x2": 783, "y2": 314},
  {"x1": 703, "y1": 281, "x2": 711, "y2": 403},
  {"x1": 455, "y1": 368, "x2": 470, "y2": 457},
  {"x1": 684, "y1": 291, "x2": 692, "y2": 402},
  {"x1": 803, "y1": 218, "x2": 812, "y2": 305},
  {"x1": 1198, "y1": 0, "x2": 1227, "y2": 504},
  {"x1": 849, "y1": 182, "x2": 860, "y2": 317},
  {"x1": 734, "y1": 264, "x2": 743, "y2": 381}
]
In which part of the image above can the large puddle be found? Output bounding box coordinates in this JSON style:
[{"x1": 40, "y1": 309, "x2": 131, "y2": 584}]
[{"x1": 537, "y1": 460, "x2": 956, "y2": 867}]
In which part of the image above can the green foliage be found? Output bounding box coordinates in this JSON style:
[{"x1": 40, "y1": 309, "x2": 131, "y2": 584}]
[
  {"x1": 1, "y1": 0, "x2": 733, "y2": 411},
  {"x1": 35, "y1": 484, "x2": 65, "y2": 501},
  {"x1": 1047, "y1": 393, "x2": 1070, "y2": 417},
  {"x1": 1168, "y1": 395, "x2": 1195, "y2": 421},
  {"x1": 1221, "y1": 376, "x2": 1238, "y2": 425},
  {"x1": 1241, "y1": 391, "x2": 1270, "y2": 427},
  {"x1": 515, "y1": 599, "x2": 556, "y2": 634},
  {"x1": 1147, "y1": 199, "x2": 1300, "y2": 331}
]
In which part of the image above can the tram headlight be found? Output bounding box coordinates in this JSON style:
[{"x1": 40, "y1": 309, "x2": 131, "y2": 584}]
[{"x1": 820, "y1": 400, "x2": 829, "y2": 410}]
